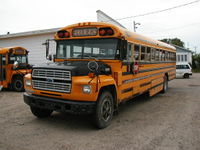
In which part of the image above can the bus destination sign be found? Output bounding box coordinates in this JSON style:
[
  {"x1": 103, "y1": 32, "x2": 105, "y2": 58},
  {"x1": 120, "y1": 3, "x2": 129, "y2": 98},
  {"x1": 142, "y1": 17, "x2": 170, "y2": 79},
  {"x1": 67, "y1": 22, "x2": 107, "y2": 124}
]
[
  {"x1": 15, "y1": 49, "x2": 25, "y2": 54},
  {"x1": 72, "y1": 28, "x2": 97, "y2": 37}
]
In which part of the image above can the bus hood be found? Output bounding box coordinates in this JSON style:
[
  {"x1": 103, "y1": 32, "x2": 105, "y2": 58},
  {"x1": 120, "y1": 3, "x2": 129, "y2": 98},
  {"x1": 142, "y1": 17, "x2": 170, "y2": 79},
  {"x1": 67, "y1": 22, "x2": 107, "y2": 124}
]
[{"x1": 32, "y1": 61, "x2": 111, "y2": 76}]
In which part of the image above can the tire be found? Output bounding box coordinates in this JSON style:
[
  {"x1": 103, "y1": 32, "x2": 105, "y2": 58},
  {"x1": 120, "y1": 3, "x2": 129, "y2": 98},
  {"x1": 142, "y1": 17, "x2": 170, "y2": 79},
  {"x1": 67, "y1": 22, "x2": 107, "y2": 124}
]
[
  {"x1": 94, "y1": 91, "x2": 114, "y2": 129},
  {"x1": 161, "y1": 75, "x2": 168, "y2": 94},
  {"x1": 30, "y1": 106, "x2": 53, "y2": 118},
  {"x1": 183, "y1": 73, "x2": 189, "y2": 78},
  {"x1": 12, "y1": 76, "x2": 24, "y2": 92}
]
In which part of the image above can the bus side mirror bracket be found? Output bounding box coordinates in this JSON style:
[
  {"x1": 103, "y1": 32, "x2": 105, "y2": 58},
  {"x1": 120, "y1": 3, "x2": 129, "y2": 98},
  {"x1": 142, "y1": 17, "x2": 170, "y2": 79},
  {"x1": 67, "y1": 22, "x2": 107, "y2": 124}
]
[
  {"x1": 42, "y1": 39, "x2": 54, "y2": 60},
  {"x1": 13, "y1": 61, "x2": 19, "y2": 70},
  {"x1": 120, "y1": 40, "x2": 127, "y2": 60}
]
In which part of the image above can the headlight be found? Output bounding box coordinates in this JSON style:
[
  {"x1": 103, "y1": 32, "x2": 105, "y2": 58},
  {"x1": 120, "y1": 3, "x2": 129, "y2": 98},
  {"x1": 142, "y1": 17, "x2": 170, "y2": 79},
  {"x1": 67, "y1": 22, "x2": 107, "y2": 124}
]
[
  {"x1": 82, "y1": 85, "x2": 92, "y2": 94},
  {"x1": 25, "y1": 79, "x2": 32, "y2": 86}
]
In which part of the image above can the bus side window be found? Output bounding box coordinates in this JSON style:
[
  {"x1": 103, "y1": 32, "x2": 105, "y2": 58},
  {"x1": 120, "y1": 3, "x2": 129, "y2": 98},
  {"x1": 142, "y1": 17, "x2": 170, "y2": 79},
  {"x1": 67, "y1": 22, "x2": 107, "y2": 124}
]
[
  {"x1": 156, "y1": 49, "x2": 159, "y2": 61},
  {"x1": 161, "y1": 50, "x2": 165, "y2": 61},
  {"x1": 147, "y1": 47, "x2": 151, "y2": 61},
  {"x1": 168, "y1": 52, "x2": 170, "y2": 61},
  {"x1": 173, "y1": 53, "x2": 176, "y2": 61},
  {"x1": 134, "y1": 45, "x2": 140, "y2": 61},
  {"x1": 159, "y1": 50, "x2": 162, "y2": 61},
  {"x1": 165, "y1": 51, "x2": 168, "y2": 61},
  {"x1": 126, "y1": 43, "x2": 132, "y2": 62},
  {"x1": 141, "y1": 46, "x2": 146, "y2": 61},
  {"x1": 151, "y1": 48, "x2": 155, "y2": 61}
]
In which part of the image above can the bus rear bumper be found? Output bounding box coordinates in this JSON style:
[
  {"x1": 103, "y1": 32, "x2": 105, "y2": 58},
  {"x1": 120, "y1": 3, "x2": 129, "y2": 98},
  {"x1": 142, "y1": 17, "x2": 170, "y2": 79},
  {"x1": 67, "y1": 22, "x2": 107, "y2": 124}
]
[{"x1": 24, "y1": 93, "x2": 96, "y2": 114}]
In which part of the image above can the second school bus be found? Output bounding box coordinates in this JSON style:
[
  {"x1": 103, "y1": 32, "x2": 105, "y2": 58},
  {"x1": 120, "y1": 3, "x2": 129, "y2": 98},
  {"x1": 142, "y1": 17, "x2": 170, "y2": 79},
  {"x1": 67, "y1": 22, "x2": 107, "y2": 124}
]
[
  {"x1": 24, "y1": 22, "x2": 176, "y2": 128},
  {"x1": 0, "y1": 47, "x2": 31, "y2": 91}
]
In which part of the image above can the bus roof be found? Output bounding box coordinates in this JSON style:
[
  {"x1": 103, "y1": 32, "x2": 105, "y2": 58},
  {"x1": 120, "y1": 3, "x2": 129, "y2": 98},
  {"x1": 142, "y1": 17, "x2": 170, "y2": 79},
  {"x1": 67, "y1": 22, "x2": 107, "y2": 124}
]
[
  {"x1": 57, "y1": 22, "x2": 176, "y2": 52},
  {"x1": 0, "y1": 46, "x2": 27, "y2": 54}
]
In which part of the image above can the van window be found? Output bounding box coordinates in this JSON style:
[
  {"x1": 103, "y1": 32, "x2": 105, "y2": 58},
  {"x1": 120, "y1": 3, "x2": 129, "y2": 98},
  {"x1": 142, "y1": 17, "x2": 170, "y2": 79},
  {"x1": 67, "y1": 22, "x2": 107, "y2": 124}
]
[{"x1": 176, "y1": 65, "x2": 190, "y2": 69}]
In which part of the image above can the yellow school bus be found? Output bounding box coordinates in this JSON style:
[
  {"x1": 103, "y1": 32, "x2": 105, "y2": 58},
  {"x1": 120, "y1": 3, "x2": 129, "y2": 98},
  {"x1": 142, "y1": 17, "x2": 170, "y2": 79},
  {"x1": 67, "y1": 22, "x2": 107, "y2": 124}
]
[
  {"x1": 0, "y1": 47, "x2": 31, "y2": 91},
  {"x1": 23, "y1": 22, "x2": 176, "y2": 128}
]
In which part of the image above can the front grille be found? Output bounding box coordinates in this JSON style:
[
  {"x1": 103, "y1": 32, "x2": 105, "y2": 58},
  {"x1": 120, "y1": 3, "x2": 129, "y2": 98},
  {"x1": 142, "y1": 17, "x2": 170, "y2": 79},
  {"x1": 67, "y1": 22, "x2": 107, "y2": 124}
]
[
  {"x1": 32, "y1": 69, "x2": 71, "y2": 81},
  {"x1": 32, "y1": 69, "x2": 71, "y2": 93}
]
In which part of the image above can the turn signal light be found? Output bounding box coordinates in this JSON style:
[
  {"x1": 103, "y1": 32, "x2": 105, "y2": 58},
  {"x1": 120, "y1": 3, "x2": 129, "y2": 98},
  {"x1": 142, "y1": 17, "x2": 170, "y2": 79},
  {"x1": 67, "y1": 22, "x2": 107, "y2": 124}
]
[
  {"x1": 88, "y1": 72, "x2": 95, "y2": 78},
  {"x1": 57, "y1": 30, "x2": 70, "y2": 38},
  {"x1": 99, "y1": 28, "x2": 114, "y2": 36}
]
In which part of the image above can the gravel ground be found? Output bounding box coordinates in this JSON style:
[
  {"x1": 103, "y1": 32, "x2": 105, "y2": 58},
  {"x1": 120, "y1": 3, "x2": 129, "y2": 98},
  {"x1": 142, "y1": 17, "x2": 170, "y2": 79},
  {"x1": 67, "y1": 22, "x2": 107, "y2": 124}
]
[{"x1": 0, "y1": 73, "x2": 200, "y2": 150}]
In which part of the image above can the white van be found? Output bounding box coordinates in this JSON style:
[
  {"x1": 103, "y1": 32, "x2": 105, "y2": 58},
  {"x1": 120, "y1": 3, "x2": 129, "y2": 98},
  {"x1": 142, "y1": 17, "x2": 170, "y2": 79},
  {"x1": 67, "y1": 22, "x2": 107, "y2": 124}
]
[{"x1": 176, "y1": 63, "x2": 192, "y2": 78}]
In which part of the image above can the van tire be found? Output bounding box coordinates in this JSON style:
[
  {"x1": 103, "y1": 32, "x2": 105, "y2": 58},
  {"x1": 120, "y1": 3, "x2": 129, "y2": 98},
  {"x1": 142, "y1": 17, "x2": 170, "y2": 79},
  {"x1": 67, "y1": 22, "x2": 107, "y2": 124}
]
[
  {"x1": 12, "y1": 76, "x2": 24, "y2": 92},
  {"x1": 183, "y1": 73, "x2": 189, "y2": 78},
  {"x1": 30, "y1": 106, "x2": 53, "y2": 118},
  {"x1": 94, "y1": 91, "x2": 114, "y2": 129}
]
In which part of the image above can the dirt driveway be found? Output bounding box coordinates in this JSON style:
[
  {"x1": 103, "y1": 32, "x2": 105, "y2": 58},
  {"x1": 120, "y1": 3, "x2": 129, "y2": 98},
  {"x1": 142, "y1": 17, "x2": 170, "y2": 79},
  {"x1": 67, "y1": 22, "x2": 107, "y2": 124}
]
[{"x1": 0, "y1": 74, "x2": 200, "y2": 150}]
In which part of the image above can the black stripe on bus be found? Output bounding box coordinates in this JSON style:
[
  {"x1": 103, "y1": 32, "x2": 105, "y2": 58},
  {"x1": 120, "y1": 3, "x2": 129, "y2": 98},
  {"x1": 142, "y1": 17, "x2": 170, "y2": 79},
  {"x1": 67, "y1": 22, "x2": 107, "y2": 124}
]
[
  {"x1": 121, "y1": 82, "x2": 164, "y2": 101},
  {"x1": 122, "y1": 61, "x2": 176, "y2": 66},
  {"x1": 122, "y1": 65, "x2": 175, "y2": 75},
  {"x1": 121, "y1": 87, "x2": 133, "y2": 94},
  {"x1": 122, "y1": 69, "x2": 175, "y2": 84},
  {"x1": 140, "y1": 82, "x2": 151, "y2": 87}
]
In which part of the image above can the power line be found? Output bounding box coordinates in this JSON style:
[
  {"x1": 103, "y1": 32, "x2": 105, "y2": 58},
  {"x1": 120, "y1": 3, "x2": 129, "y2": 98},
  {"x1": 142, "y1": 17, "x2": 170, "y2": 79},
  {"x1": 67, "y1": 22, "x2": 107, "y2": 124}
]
[
  {"x1": 143, "y1": 22, "x2": 200, "y2": 35},
  {"x1": 115, "y1": 0, "x2": 200, "y2": 21}
]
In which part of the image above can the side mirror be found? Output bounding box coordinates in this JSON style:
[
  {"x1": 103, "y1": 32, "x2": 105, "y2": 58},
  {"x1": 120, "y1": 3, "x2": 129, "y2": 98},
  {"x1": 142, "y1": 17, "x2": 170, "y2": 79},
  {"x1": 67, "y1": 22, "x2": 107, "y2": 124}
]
[
  {"x1": 48, "y1": 54, "x2": 52, "y2": 61},
  {"x1": 13, "y1": 61, "x2": 19, "y2": 69},
  {"x1": 121, "y1": 40, "x2": 127, "y2": 60}
]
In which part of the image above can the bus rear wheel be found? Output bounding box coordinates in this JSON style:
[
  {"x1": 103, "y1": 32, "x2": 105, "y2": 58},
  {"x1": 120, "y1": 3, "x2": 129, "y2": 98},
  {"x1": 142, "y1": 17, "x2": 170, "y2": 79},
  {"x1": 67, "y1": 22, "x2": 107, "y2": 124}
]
[
  {"x1": 94, "y1": 91, "x2": 114, "y2": 129},
  {"x1": 161, "y1": 75, "x2": 168, "y2": 93},
  {"x1": 12, "y1": 76, "x2": 24, "y2": 92}
]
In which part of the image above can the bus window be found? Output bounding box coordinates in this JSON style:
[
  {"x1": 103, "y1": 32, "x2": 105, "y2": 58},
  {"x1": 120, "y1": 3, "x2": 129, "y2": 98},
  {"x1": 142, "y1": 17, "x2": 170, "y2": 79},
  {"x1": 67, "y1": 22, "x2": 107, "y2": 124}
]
[
  {"x1": 162, "y1": 51, "x2": 165, "y2": 61},
  {"x1": 173, "y1": 53, "x2": 176, "y2": 61},
  {"x1": 168, "y1": 52, "x2": 170, "y2": 61},
  {"x1": 159, "y1": 50, "x2": 162, "y2": 61},
  {"x1": 92, "y1": 48, "x2": 100, "y2": 54},
  {"x1": 147, "y1": 47, "x2": 151, "y2": 61},
  {"x1": 127, "y1": 43, "x2": 132, "y2": 62},
  {"x1": 155, "y1": 49, "x2": 159, "y2": 61},
  {"x1": 141, "y1": 46, "x2": 146, "y2": 61},
  {"x1": 134, "y1": 45, "x2": 140, "y2": 61},
  {"x1": 151, "y1": 48, "x2": 155, "y2": 61},
  {"x1": 165, "y1": 52, "x2": 168, "y2": 61},
  {"x1": 73, "y1": 46, "x2": 82, "y2": 57}
]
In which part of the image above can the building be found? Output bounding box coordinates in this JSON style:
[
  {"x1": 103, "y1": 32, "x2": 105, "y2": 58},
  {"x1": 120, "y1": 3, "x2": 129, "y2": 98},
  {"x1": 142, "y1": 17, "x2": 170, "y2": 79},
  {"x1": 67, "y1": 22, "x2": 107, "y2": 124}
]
[
  {"x1": 174, "y1": 45, "x2": 192, "y2": 64},
  {"x1": 0, "y1": 28, "x2": 58, "y2": 65}
]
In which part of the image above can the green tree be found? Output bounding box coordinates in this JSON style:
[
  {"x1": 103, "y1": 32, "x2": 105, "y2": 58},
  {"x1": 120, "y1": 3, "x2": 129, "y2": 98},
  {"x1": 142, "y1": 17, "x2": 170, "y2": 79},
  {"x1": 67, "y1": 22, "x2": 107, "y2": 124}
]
[
  {"x1": 192, "y1": 53, "x2": 200, "y2": 72},
  {"x1": 160, "y1": 38, "x2": 185, "y2": 47}
]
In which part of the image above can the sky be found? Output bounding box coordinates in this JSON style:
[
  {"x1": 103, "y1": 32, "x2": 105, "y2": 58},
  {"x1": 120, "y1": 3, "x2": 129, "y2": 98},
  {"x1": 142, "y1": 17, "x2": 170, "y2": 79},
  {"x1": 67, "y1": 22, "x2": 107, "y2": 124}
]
[{"x1": 0, "y1": 0, "x2": 200, "y2": 53}]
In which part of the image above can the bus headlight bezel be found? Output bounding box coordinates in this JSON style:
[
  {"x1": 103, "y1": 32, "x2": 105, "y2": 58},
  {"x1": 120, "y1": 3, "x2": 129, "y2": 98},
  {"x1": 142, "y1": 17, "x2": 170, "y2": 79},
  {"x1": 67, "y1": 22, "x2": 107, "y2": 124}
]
[
  {"x1": 25, "y1": 79, "x2": 32, "y2": 86},
  {"x1": 82, "y1": 85, "x2": 92, "y2": 94}
]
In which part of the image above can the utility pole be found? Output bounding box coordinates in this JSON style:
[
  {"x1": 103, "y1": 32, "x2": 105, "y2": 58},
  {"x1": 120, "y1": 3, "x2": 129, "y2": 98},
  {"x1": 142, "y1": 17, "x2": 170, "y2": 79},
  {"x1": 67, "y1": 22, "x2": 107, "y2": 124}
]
[{"x1": 133, "y1": 21, "x2": 141, "y2": 32}]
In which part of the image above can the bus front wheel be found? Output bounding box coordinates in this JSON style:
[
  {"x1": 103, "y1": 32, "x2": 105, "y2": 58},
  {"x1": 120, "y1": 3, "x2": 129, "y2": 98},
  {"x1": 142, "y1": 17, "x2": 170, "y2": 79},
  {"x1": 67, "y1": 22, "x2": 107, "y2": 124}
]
[
  {"x1": 30, "y1": 106, "x2": 53, "y2": 118},
  {"x1": 94, "y1": 91, "x2": 114, "y2": 129},
  {"x1": 12, "y1": 76, "x2": 24, "y2": 92}
]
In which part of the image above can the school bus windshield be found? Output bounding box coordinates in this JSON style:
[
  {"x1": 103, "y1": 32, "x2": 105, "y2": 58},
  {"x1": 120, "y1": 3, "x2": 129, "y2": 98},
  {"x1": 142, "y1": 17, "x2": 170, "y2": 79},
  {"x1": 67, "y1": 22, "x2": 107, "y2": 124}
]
[
  {"x1": 9, "y1": 55, "x2": 28, "y2": 64},
  {"x1": 56, "y1": 38, "x2": 119, "y2": 60}
]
